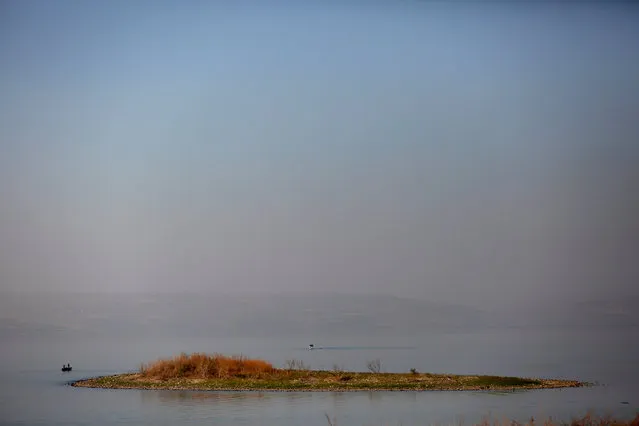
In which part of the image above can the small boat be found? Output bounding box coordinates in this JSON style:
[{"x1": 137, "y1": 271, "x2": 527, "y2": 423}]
[
  {"x1": 308, "y1": 344, "x2": 314, "y2": 350},
  {"x1": 61, "y1": 364, "x2": 72, "y2": 372}
]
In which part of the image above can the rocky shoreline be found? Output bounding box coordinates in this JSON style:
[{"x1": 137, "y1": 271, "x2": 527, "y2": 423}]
[{"x1": 71, "y1": 372, "x2": 585, "y2": 392}]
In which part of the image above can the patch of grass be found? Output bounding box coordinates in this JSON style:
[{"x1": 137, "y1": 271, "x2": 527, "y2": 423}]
[
  {"x1": 140, "y1": 353, "x2": 274, "y2": 380},
  {"x1": 461, "y1": 413, "x2": 639, "y2": 426},
  {"x1": 468, "y1": 375, "x2": 542, "y2": 388},
  {"x1": 318, "y1": 413, "x2": 639, "y2": 426},
  {"x1": 564, "y1": 413, "x2": 639, "y2": 426}
]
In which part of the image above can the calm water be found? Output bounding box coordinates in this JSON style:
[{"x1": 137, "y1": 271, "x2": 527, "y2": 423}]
[{"x1": 1, "y1": 328, "x2": 637, "y2": 426}]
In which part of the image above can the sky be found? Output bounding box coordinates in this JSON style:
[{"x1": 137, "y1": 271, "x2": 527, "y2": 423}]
[{"x1": 1, "y1": 1, "x2": 638, "y2": 306}]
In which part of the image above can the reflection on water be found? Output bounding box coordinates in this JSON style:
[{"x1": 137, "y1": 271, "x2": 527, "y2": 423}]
[
  {"x1": 140, "y1": 388, "x2": 315, "y2": 407},
  {"x1": 366, "y1": 390, "x2": 383, "y2": 404},
  {"x1": 330, "y1": 391, "x2": 349, "y2": 409},
  {"x1": 188, "y1": 391, "x2": 268, "y2": 401}
]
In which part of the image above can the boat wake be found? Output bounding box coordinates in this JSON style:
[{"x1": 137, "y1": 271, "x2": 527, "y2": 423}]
[{"x1": 306, "y1": 345, "x2": 416, "y2": 351}]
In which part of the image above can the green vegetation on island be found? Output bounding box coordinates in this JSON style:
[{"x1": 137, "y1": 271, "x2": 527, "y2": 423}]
[{"x1": 72, "y1": 352, "x2": 585, "y2": 392}]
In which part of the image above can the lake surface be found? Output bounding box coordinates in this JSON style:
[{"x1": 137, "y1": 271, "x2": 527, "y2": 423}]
[{"x1": 1, "y1": 327, "x2": 637, "y2": 426}]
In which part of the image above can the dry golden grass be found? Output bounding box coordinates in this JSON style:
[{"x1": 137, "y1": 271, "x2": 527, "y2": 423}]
[
  {"x1": 139, "y1": 353, "x2": 274, "y2": 380},
  {"x1": 566, "y1": 413, "x2": 639, "y2": 426},
  {"x1": 323, "y1": 414, "x2": 639, "y2": 426},
  {"x1": 472, "y1": 413, "x2": 639, "y2": 426}
]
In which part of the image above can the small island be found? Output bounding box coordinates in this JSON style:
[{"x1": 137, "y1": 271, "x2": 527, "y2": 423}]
[{"x1": 72, "y1": 353, "x2": 584, "y2": 392}]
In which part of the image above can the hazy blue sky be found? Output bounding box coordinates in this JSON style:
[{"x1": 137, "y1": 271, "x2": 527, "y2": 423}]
[{"x1": 1, "y1": 1, "x2": 638, "y2": 306}]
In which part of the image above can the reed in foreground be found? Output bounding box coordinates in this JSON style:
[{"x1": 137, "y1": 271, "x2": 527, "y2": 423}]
[
  {"x1": 323, "y1": 414, "x2": 639, "y2": 426},
  {"x1": 72, "y1": 352, "x2": 585, "y2": 391}
]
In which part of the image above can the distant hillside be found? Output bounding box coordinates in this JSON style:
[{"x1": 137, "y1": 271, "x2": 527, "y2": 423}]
[
  {"x1": 1, "y1": 291, "x2": 636, "y2": 339},
  {"x1": 485, "y1": 295, "x2": 639, "y2": 328},
  {"x1": 0, "y1": 291, "x2": 490, "y2": 338}
]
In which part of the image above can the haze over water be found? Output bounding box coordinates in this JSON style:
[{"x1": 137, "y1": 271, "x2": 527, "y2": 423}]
[
  {"x1": 1, "y1": 291, "x2": 638, "y2": 425},
  {"x1": 1, "y1": 0, "x2": 638, "y2": 424}
]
